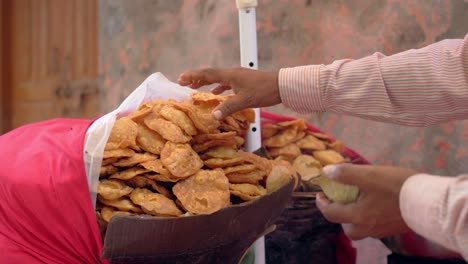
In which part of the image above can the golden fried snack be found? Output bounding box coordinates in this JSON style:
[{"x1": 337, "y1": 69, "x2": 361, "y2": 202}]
[
  {"x1": 292, "y1": 131, "x2": 306, "y2": 142},
  {"x1": 161, "y1": 142, "x2": 203, "y2": 178},
  {"x1": 292, "y1": 155, "x2": 322, "y2": 181},
  {"x1": 192, "y1": 138, "x2": 239, "y2": 153},
  {"x1": 159, "y1": 105, "x2": 197, "y2": 136},
  {"x1": 140, "y1": 159, "x2": 169, "y2": 174},
  {"x1": 276, "y1": 119, "x2": 307, "y2": 131},
  {"x1": 145, "y1": 173, "x2": 180, "y2": 183},
  {"x1": 101, "y1": 206, "x2": 134, "y2": 222},
  {"x1": 204, "y1": 157, "x2": 244, "y2": 169},
  {"x1": 268, "y1": 143, "x2": 301, "y2": 159},
  {"x1": 103, "y1": 148, "x2": 135, "y2": 159},
  {"x1": 130, "y1": 188, "x2": 183, "y2": 217},
  {"x1": 266, "y1": 164, "x2": 292, "y2": 193},
  {"x1": 126, "y1": 175, "x2": 173, "y2": 199},
  {"x1": 262, "y1": 127, "x2": 298, "y2": 148},
  {"x1": 136, "y1": 125, "x2": 166, "y2": 155},
  {"x1": 238, "y1": 150, "x2": 273, "y2": 175},
  {"x1": 313, "y1": 150, "x2": 346, "y2": 165},
  {"x1": 307, "y1": 131, "x2": 334, "y2": 142},
  {"x1": 109, "y1": 167, "x2": 150, "y2": 180},
  {"x1": 102, "y1": 158, "x2": 119, "y2": 166},
  {"x1": 201, "y1": 146, "x2": 240, "y2": 159},
  {"x1": 144, "y1": 116, "x2": 191, "y2": 143},
  {"x1": 171, "y1": 101, "x2": 220, "y2": 134},
  {"x1": 100, "y1": 165, "x2": 119, "y2": 177},
  {"x1": 261, "y1": 123, "x2": 279, "y2": 139},
  {"x1": 191, "y1": 91, "x2": 225, "y2": 106},
  {"x1": 274, "y1": 155, "x2": 295, "y2": 163},
  {"x1": 97, "y1": 179, "x2": 134, "y2": 200},
  {"x1": 113, "y1": 152, "x2": 158, "y2": 167},
  {"x1": 222, "y1": 164, "x2": 257, "y2": 175},
  {"x1": 105, "y1": 117, "x2": 139, "y2": 150},
  {"x1": 126, "y1": 103, "x2": 152, "y2": 124},
  {"x1": 296, "y1": 135, "x2": 327, "y2": 151},
  {"x1": 229, "y1": 183, "x2": 266, "y2": 201},
  {"x1": 194, "y1": 131, "x2": 237, "y2": 144},
  {"x1": 231, "y1": 108, "x2": 255, "y2": 125},
  {"x1": 98, "y1": 196, "x2": 143, "y2": 213},
  {"x1": 226, "y1": 170, "x2": 266, "y2": 184},
  {"x1": 220, "y1": 116, "x2": 243, "y2": 133},
  {"x1": 173, "y1": 169, "x2": 230, "y2": 215},
  {"x1": 327, "y1": 140, "x2": 345, "y2": 154}
]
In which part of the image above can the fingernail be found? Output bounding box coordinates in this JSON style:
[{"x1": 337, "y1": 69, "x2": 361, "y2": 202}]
[
  {"x1": 213, "y1": 110, "x2": 222, "y2": 120},
  {"x1": 323, "y1": 165, "x2": 338, "y2": 178}
]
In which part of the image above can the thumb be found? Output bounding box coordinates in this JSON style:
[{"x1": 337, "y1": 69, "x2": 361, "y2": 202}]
[
  {"x1": 212, "y1": 95, "x2": 248, "y2": 120},
  {"x1": 323, "y1": 164, "x2": 372, "y2": 190}
]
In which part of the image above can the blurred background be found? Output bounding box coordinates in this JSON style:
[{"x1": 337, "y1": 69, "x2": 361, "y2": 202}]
[{"x1": 0, "y1": 0, "x2": 467, "y2": 263}]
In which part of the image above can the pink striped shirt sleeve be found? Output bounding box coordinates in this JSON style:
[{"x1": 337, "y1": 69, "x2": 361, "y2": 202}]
[
  {"x1": 279, "y1": 34, "x2": 468, "y2": 126},
  {"x1": 278, "y1": 34, "x2": 468, "y2": 259}
]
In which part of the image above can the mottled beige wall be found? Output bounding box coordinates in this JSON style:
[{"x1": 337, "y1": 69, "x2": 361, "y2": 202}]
[{"x1": 99, "y1": 1, "x2": 468, "y2": 262}]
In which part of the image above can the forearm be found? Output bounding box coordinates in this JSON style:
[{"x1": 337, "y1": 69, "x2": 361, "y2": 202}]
[
  {"x1": 399, "y1": 174, "x2": 468, "y2": 259},
  {"x1": 279, "y1": 34, "x2": 468, "y2": 126}
]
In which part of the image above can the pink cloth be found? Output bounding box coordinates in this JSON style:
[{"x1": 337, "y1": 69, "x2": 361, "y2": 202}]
[
  {"x1": 0, "y1": 119, "x2": 107, "y2": 264},
  {"x1": 278, "y1": 34, "x2": 468, "y2": 259}
]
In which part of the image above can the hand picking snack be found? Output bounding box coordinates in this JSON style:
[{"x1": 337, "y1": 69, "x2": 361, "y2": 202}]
[
  {"x1": 261, "y1": 119, "x2": 359, "y2": 204},
  {"x1": 96, "y1": 92, "x2": 294, "y2": 233}
]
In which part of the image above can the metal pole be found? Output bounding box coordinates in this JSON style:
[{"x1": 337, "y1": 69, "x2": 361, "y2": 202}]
[{"x1": 236, "y1": 1, "x2": 264, "y2": 264}]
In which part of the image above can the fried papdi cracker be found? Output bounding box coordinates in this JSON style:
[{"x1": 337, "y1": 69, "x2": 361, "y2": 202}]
[
  {"x1": 144, "y1": 116, "x2": 191, "y2": 143},
  {"x1": 191, "y1": 91, "x2": 225, "y2": 105},
  {"x1": 102, "y1": 158, "x2": 119, "y2": 166},
  {"x1": 276, "y1": 119, "x2": 307, "y2": 131},
  {"x1": 238, "y1": 150, "x2": 273, "y2": 175},
  {"x1": 100, "y1": 165, "x2": 119, "y2": 177},
  {"x1": 140, "y1": 159, "x2": 169, "y2": 174},
  {"x1": 268, "y1": 143, "x2": 301, "y2": 159},
  {"x1": 98, "y1": 196, "x2": 143, "y2": 213},
  {"x1": 261, "y1": 123, "x2": 279, "y2": 139},
  {"x1": 161, "y1": 142, "x2": 203, "y2": 178},
  {"x1": 307, "y1": 131, "x2": 334, "y2": 142},
  {"x1": 127, "y1": 105, "x2": 152, "y2": 124},
  {"x1": 292, "y1": 131, "x2": 306, "y2": 142},
  {"x1": 201, "y1": 146, "x2": 240, "y2": 159},
  {"x1": 222, "y1": 164, "x2": 257, "y2": 175},
  {"x1": 229, "y1": 183, "x2": 267, "y2": 201},
  {"x1": 171, "y1": 102, "x2": 220, "y2": 133},
  {"x1": 194, "y1": 131, "x2": 237, "y2": 144},
  {"x1": 103, "y1": 148, "x2": 135, "y2": 159},
  {"x1": 159, "y1": 105, "x2": 197, "y2": 136},
  {"x1": 274, "y1": 155, "x2": 295, "y2": 163},
  {"x1": 226, "y1": 170, "x2": 266, "y2": 184},
  {"x1": 262, "y1": 127, "x2": 298, "y2": 148},
  {"x1": 231, "y1": 108, "x2": 255, "y2": 124},
  {"x1": 145, "y1": 173, "x2": 180, "y2": 183},
  {"x1": 106, "y1": 117, "x2": 139, "y2": 150},
  {"x1": 101, "y1": 206, "x2": 134, "y2": 222},
  {"x1": 173, "y1": 169, "x2": 230, "y2": 215},
  {"x1": 192, "y1": 138, "x2": 239, "y2": 153},
  {"x1": 327, "y1": 140, "x2": 346, "y2": 154},
  {"x1": 204, "y1": 156, "x2": 244, "y2": 169},
  {"x1": 292, "y1": 155, "x2": 322, "y2": 181},
  {"x1": 97, "y1": 179, "x2": 134, "y2": 200},
  {"x1": 313, "y1": 150, "x2": 346, "y2": 165},
  {"x1": 296, "y1": 134, "x2": 327, "y2": 151},
  {"x1": 130, "y1": 188, "x2": 183, "y2": 217},
  {"x1": 113, "y1": 152, "x2": 158, "y2": 167},
  {"x1": 109, "y1": 167, "x2": 150, "y2": 180},
  {"x1": 126, "y1": 175, "x2": 173, "y2": 199},
  {"x1": 266, "y1": 164, "x2": 292, "y2": 194},
  {"x1": 136, "y1": 125, "x2": 166, "y2": 154}
]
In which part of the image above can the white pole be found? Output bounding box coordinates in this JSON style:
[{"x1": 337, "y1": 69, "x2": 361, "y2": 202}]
[{"x1": 236, "y1": 1, "x2": 265, "y2": 264}]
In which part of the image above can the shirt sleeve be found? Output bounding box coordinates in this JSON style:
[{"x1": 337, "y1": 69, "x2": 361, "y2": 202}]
[
  {"x1": 278, "y1": 34, "x2": 468, "y2": 126},
  {"x1": 399, "y1": 174, "x2": 468, "y2": 260}
]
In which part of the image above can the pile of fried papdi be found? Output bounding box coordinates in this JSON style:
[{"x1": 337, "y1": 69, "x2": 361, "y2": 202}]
[
  {"x1": 261, "y1": 119, "x2": 348, "y2": 185},
  {"x1": 96, "y1": 92, "x2": 295, "y2": 231}
]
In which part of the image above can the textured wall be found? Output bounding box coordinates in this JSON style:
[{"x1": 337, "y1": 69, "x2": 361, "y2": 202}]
[{"x1": 99, "y1": 0, "x2": 468, "y2": 263}]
